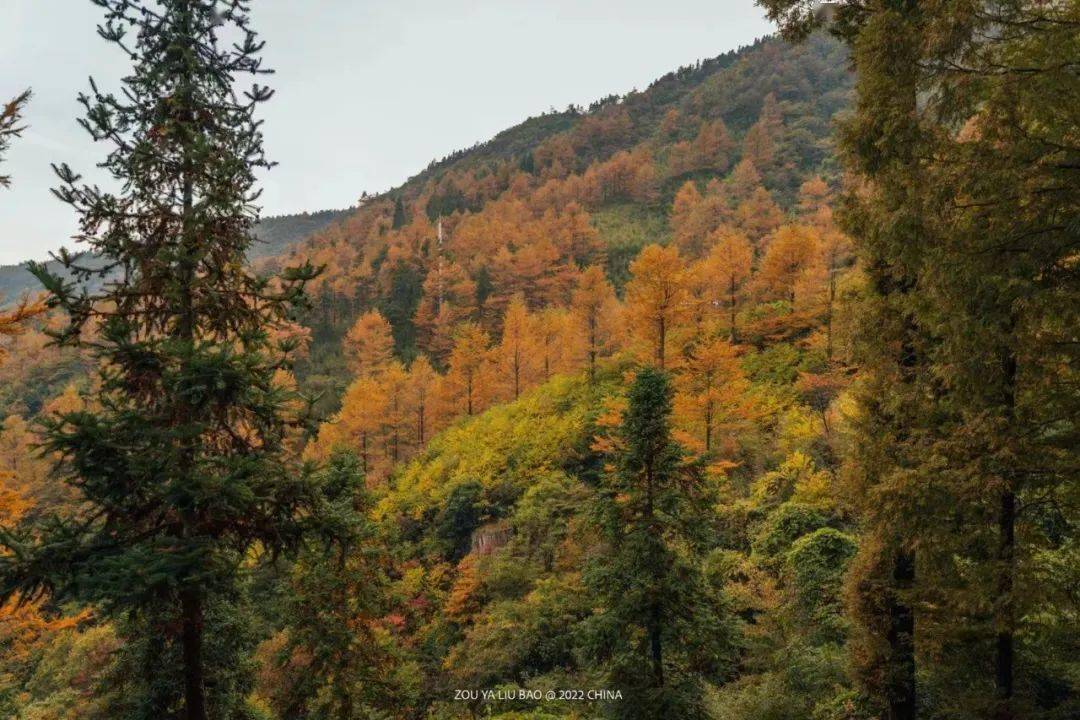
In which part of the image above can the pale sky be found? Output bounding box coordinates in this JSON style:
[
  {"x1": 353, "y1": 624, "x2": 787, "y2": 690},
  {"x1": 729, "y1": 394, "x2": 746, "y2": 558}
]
[{"x1": 0, "y1": 0, "x2": 774, "y2": 265}]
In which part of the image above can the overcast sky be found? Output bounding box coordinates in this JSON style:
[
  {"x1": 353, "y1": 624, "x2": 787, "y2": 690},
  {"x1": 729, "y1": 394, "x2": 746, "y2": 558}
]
[{"x1": 0, "y1": 0, "x2": 774, "y2": 265}]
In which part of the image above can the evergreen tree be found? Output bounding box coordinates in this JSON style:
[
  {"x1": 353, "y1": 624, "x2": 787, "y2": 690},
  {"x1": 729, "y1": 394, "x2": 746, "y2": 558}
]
[
  {"x1": 584, "y1": 368, "x2": 735, "y2": 720},
  {"x1": 391, "y1": 196, "x2": 406, "y2": 229},
  {"x1": 0, "y1": 90, "x2": 31, "y2": 188},
  {"x1": 761, "y1": 1, "x2": 1079, "y2": 717},
  {"x1": 0, "y1": 3, "x2": 323, "y2": 719},
  {"x1": 273, "y1": 452, "x2": 396, "y2": 720},
  {"x1": 518, "y1": 150, "x2": 536, "y2": 175}
]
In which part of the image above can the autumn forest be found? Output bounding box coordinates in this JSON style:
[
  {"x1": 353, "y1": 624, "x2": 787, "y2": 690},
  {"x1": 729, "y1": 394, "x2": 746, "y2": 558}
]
[{"x1": 0, "y1": 2, "x2": 1076, "y2": 720}]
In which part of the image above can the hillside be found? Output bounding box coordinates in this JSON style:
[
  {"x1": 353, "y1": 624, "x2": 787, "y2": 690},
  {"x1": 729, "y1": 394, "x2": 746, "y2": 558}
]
[
  {"x1": 269, "y1": 30, "x2": 851, "y2": 415},
  {"x1": 3, "y1": 2, "x2": 1075, "y2": 719},
  {"x1": 0, "y1": 207, "x2": 353, "y2": 302}
]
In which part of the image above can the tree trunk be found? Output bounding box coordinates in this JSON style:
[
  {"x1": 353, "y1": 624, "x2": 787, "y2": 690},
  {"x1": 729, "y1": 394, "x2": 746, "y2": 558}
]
[
  {"x1": 995, "y1": 345, "x2": 1018, "y2": 719},
  {"x1": 649, "y1": 604, "x2": 664, "y2": 688},
  {"x1": 995, "y1": 490, "x2": 1015, "y2": 720},
  {"x1": 181, "y1": 588, "x2": 208, "y2": 720},
  {"x1": 657, "y1": 317, "x2": 666, "y2": 369},
  {"x1": 887, "y1": 550, "x2": 916, "y2": 720}
]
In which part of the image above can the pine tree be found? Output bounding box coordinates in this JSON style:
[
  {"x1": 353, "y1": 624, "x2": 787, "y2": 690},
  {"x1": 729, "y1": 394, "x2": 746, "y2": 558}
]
[
  {"x1": 571, "y1": 266, "x2": 619, "y2": 385},
  {"x1": 762, "y1": 1, "x2": 1079, "y2": 717},
  {"x1": 391, "y1": 196, "x2": 407, "y2": 229},
  {"x1": 446, "y1": 321, "x2": 491, "y2": 416},
  {"x1": 758, "y1": 4, "x2": 929, "y2": 718},
  {"x1": 493, "y1": 293, "x2": 536, "y2": 400},
  {"x1": 0, "y1": 90, "x2": 31, "y2": 189},
  {"x1": 700, "y1": 229, "x2": 752, "y2": 342},
  {"x1": 406, "y1": 354, "x2": 437, "y2": 446},
  {"x1": 0, "y1": 89, "x2": 45, "y2": 345},
  {"x1": 0, "y1": 4, "x2": 322, "y2": 719},
  {"x1": 274, "y1": 452, "x2": 396, "y2": 720},
  {"x1": 342, "y1": 309, "x2": 395, "y2": 377},
  {"x1": 584, "y1": 368, "x2": 734, "y2": 720}
]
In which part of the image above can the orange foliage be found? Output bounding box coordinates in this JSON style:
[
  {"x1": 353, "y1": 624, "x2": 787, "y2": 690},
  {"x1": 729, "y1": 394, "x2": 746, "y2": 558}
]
[
  {"x1": 758, "y1": 224, "x2": 820, "y2": 302},
  {"x1": 343, "y1": 310, "x2": 395, "y2": 378},
  {"x1": 625, "y1": 245, "x2": 691, "y2": 369},
  {"x1": 674, "y1": 339, "x2": 753, "y2": 457},
  {"x1": 571, "y1": 266, "x2": 621, "y2": 383},
  {"x1": 696, "y1": 229, "x2": 754, "y2": 341}
]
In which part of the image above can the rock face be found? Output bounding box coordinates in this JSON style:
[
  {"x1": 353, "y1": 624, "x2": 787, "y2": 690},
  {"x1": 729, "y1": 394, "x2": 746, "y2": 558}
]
[{"x1": 470, "y1": 521, "x2": 512, "y2": 556}]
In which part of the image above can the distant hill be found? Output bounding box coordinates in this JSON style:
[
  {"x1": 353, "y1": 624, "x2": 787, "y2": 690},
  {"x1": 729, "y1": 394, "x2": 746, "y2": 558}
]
[
  {"x1": 268, "y1": 30, "x2": 852, "y2": 399},
  {"x1": 0, "y1": 207, "x2": 353, "y2": 303}
]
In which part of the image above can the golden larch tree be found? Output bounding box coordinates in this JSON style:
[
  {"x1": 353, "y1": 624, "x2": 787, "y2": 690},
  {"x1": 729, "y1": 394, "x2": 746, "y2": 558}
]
[
  {"x1": 625, "y1": 244, "x2": 690, "y2": 370},
  {"x1": 571, "y1": 266, "x2": 621, "y2": 384},
  {"x1": 343, "y1": 309, "x2": 395, "y2": 378},
  {"x1": 700, "y1": 229, "x2": 754, "y2": 341}
]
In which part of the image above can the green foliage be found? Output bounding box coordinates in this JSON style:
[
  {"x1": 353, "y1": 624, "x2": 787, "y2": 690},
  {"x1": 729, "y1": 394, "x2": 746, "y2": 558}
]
[
  {"x1": 708, "y1": 644, "x2": 859, "y2": 720},
  {"x1": 435, "y1": 481, "x2": 488, "y2": 561},
  {"x1": 592, "y1": 204, "x2": 670, "y2": 292},
  {"x1": 391, "y1": 197, "x2": 407, "y2": 230},
  {"x1": 583, "y1": 368, "x2": 736, "y2": 719},
  {"x1": 785, "y1": 528, "x2": 857, "y2": 643},
  {"x1": 103, "y1": 591, "x2": 261, "y2": 720},
  {"x1": 742, "y1": 342, "x2": 804, "y2": 386},
  {"x1": 0, "y1": 5, "x2": 331, "y2": 719},
  {"x1": 383, "y1": 373, "x2": 600, "y2": 522},
  {"x1": 752, "y1": 502, "x2": 832, "y2": 564},
  {"x1": 270, "y1": 452, "x2": 398, "y2": 720},
  {"x1": 425, "y1": 181, "x2": 470, "y2": 221},
  {"x1": 378, "y1": 260, "x2": 425, "y2": 360}
]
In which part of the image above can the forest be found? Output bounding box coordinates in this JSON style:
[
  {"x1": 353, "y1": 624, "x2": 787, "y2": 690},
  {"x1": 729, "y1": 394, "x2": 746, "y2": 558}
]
[{"x1": 0, "y1": 2, "x2": 1076, "y2": 720}]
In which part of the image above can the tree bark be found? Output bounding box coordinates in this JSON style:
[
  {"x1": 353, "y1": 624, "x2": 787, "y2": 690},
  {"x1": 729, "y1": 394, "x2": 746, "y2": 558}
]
[
  {"x1": 181, "y1": 587, "x2": 208, "y2": 720},
  {"x1": 995, "y1": 345, "x2": 1018, "y2": 719},
  {"x1": 887, "y1": 550, "x2": 916, "y2": 720},
  {"x1": 649, "y1": 604, "x2": 664, "y2": 688}
]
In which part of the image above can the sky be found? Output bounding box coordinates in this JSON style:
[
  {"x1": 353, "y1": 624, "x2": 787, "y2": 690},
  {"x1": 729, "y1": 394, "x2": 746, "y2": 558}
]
[{"x1": 0, "y1": 0, "x2": 774, "y2": 265}]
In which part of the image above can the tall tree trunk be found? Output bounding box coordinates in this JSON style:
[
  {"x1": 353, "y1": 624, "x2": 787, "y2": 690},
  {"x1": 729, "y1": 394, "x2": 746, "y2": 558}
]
[
  {"x1": 729, "y1": 276, "x2": 737, "y2": 342},
  {"x1": 657, "y1": 317, "x2": 666, "y2": 369},
  {"x1": 995, "y1": 345, "x2": 1018, "y2": 719},
  {"x1": 649, "y1": 604, "x2": 664, "y2": 688},
  {"x1": 995, "y1": 491, "x2": 1015, "y2": 720},
  {"x1": 887, "y1": 550, "x2": 916, "y2": 720},
  {"x1": 181, "y1": 588, "x2": 208, "y2": 720}
]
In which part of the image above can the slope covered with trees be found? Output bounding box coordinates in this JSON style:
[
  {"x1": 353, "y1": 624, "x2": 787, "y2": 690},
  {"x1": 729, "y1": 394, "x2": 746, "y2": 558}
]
[{"x1": 1, "y1": 2, "x2": 1075, "y2": 719}]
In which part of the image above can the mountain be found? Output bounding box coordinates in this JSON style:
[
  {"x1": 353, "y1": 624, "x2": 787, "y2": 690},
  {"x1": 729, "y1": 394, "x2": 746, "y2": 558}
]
[
  {"x1": 3, "y1": 7, "x2": 1075, "y2": 719},
  {"x1": 2, "y1": 29, "x2": 876, "y2": 719},
  {"x1": 264, "y1": 30, "x2": 851, "y2": 412},
  {"x1": 0, "y1": 207, "x2": 353, "y2": 302}
]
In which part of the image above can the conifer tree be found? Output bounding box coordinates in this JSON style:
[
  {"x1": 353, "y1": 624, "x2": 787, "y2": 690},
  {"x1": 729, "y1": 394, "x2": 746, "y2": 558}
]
[
  {"x1": 0, "y1": 89, "x2": 45, "y2": 344},
  {"x1": 571, "y1": 266, "x2": 618, "y2": 385},
  {"x1": 700, "y1": 229, "x2": 753, "y2": 342},
  {"x1": 343, "y1": 308, "x2": 395, "y2": 377},
  {"x1": 626, "y1": 244, "x2": 689, "y2": 370},
  {"x1": 274, "y1": 451, "x2": 396, "y2": 720},
  {"x1": 757, "y1": 4, "x2": 929, "y2": 718},
  {"x1": 0, "y1": 90, "x2": 31, "y2": 189},
  {"x1": 391, "y1": 196, "x2": 407, "y2": 229},
  {"x1": 0, "y1": 4, "x2": 322, "y2": 719},
  {"x1": 584, "y1": 368, "x2": 734, "y2": 720},
  {"x1": 494, "y1": 293, "x2": 536, "y2": 400},
  {"x1": 761, "y1": 1, "x2": 1079, "y2": 718}
]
